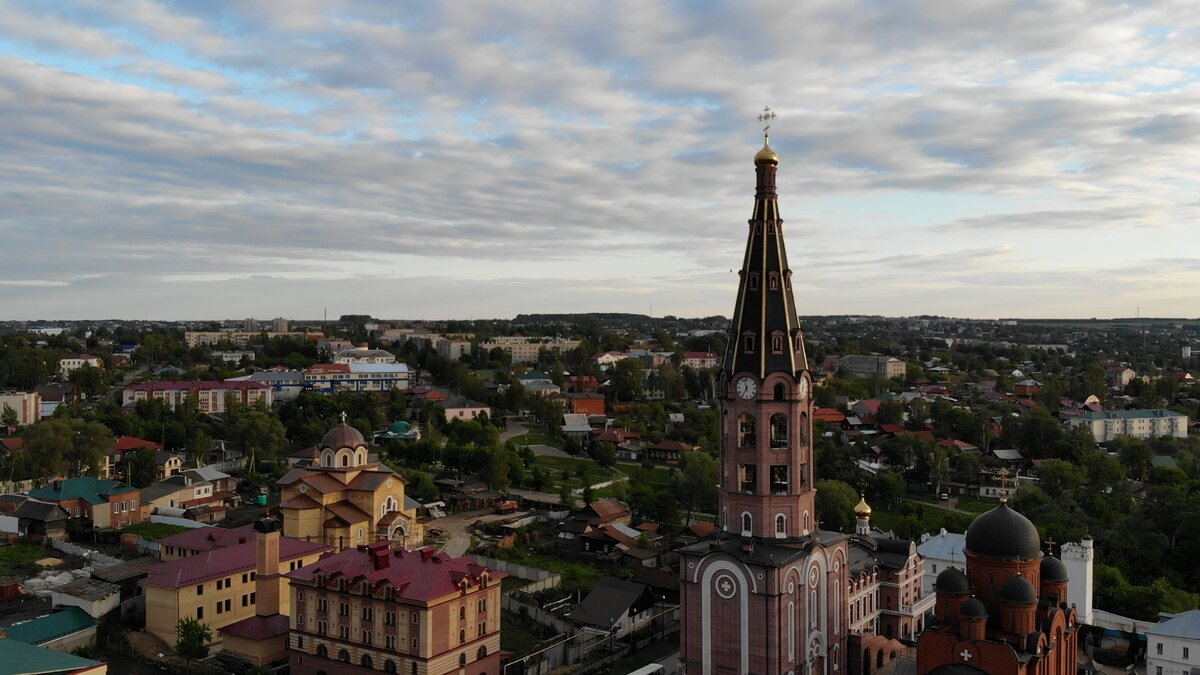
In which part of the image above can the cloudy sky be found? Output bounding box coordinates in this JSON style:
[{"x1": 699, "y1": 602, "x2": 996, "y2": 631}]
[{"x1": 2, "y1": 1, "x2": 1199, "y2": 321}]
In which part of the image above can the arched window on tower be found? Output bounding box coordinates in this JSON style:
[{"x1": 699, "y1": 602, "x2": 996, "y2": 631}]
[
  {"x1": 775, "y1": 514, "x2": 786, "y2": 537},
  {"x1": 748, "y1": 274, "x2": 760, "y2": 291},
  {"x1": 743, "y1": 333, "x2": 756, "y2": 353},
  {"x1": 737, "y1": 414, "x2": 756, "y2": 448},
  {"x1": 770, "y1": 414, "x2": 789, "y2": 448},
  {"x1": 799, "y1": 413, "x2": 809, "y2": 445},
  {"x1": 341, "y1": 453, "x2": 349, "y2": 467},
  {"x1": 774, "y1": 383, "x2": 786, "y2": 400},
  {"x1": 768, "y1": 273, "x2": 780, "y2": 290},
  {"x1": 741, "y1": 512, "x2": 753, "y2": 537},
  {"x1": 771, "y1": 333, "x2": 784, "y2": 354}
]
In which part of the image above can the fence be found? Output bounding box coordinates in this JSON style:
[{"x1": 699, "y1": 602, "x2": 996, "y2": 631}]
[
  {"x1": 47, "y1": 537, "x2": 122, "y2": 567},
  {"x1": 148, "y1": 514, "x2": 210, "y2": 529},
  {"x1": 469, "y1": 554, "x2": 563, "y2": 594}
]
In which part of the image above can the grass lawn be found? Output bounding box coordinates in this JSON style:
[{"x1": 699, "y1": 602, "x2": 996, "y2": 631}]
[
  {"x1": 500, "y1": 610, "x2": 554, "y2": 655},
  {"x1": 486, "y1": 546, "x2": 601, "y2": 593},
  {"x1": 620, "y1": 464, "x2": 676, "y2": 487},
  {"x1": 122, "y1": 522, "x2": 190, "y2": 541},
  {"x1": 531, "y1": 456, "x2": 621, "y2": 490},
  {"x1": 520, "y1": 433, "x2": 565, "y2": 449},
  {"x1": 0, "y1": 543, "x2": 53, "y2": 576}
]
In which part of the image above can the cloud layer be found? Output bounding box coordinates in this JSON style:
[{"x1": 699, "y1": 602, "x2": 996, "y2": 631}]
[{"x1": 2, "y1": 0, "x2": 1199, "y2": 319}]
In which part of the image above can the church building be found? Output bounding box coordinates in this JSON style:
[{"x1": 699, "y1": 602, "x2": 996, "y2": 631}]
[
  {"x1": 915, "y1": 502, "x2": 1079, "y2": 675},
  {"x1": 276, "y1": 417, "x2": 422, "y2": 550},
  {"x1": 679, "y1": 120, "x2": 850, "y2": 675}
]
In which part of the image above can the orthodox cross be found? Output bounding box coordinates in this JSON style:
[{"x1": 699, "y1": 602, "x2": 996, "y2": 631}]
[
  {"x1": 757, "y1": 106, "x2": 776, "y2": 138},
  {"x1": 340, "y1": 410, "x2": 347, "y2": 423},
  {"x1": 998, "y1": 467, "x2": 1013, "y2": 501},
  {"x1": 1044, "y1": 536, "x2": 1056, "y2": 554}
]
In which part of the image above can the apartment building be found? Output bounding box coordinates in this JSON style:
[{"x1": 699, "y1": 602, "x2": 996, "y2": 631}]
[
  {"x1": 184, "y1": 331, "x2": 307, "y2": 347},
  {"x1": 303, "y1": 363, "x2": 411, "y2": 393},
  {"x1": 286, "y1": 542, "x2": 505, "y2": 675},
  {"x1": 478, "y1": 336, "x2": 581, "y2": 365},
  {"x1": 0, "y1": 390, "x2": 41, "y2": 426},
  {"x1": 1068, "y1": 408, "x2": 1188, "y2": 441},
  {"x1": 58, "y1": 354, "x2": 102, "y2": 377},
  {"x1": 142, "y1": 530, "x2": 328, "y2": 646},
  {"x1": 123, "y1": 381, "x2": 272, "y2": 413},
  {"x1": 839, "y1": 354, "x2": 907, "y2": 380}
]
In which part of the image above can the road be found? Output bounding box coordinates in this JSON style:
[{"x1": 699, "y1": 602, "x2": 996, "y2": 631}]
[
  {"x1": 499, "y1": 418, "x2": 529, "y2": 442},
  {"x1": 435, "y1": 508, "x2": 518, "y2": 557}
]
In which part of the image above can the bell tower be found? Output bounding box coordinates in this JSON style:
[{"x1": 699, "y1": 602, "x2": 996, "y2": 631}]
[{"x1": 719, "y1": 107, "x2": 815, "y2": 540}]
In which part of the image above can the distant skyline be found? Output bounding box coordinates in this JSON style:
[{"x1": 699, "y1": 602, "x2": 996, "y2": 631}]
[{"x1": 2, "y1": 2, "x2": 1200, "y2": 320}]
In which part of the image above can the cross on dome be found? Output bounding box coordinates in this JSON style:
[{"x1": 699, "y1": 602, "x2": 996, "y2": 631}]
[
  {"x1": 340, "y1": 410, "x2": 347, "y2": 423},
  {"x1": 757, "y1": 105, "x2": 776, "y2": 139}
]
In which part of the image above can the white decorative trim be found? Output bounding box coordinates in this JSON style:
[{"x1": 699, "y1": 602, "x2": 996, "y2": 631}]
[{"x1": 699, "y1": 559, "x2": 752, "y2": 675}]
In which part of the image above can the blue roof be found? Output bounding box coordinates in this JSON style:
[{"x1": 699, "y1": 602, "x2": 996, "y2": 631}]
[
  {"x1": 5, "y1": 607, "x2": 97, "y2": 646},
  {"x1": 0, "y1": 638, "x2": 105, "y2": 674}
]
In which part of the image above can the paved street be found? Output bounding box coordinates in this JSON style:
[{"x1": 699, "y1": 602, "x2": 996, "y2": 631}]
[
  {"x1": 499, "y1": 417, "x2": 529, "y2": 442},
  {"x1": 435, "y1": 508, "x2": 517, "y2": 557}
]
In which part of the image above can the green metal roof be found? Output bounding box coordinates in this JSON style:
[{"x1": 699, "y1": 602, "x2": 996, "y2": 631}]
[
  {"x1": 28, "y1": 477, "x2": 137, "y2": 505},
  {"x1": 5, "y1": 607, "x2": 97, "y2": 646},
  {"x1": 0, "y1": 637, "x2": 103, "y2": 674}
]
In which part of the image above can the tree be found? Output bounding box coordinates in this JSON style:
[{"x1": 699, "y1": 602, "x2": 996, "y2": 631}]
[
  {"x1": 175, "y1": 616, "x2": 212, "y2": 673},
  {"x1": 479, "y1": 446, "x2": 511, "y2": 493},
  {"x1": 1, "y1": 404, "x2": 19, "y2": 428},
  {"x1": 877, "y1": 400, "x2": 904, "y2": 426},
  {"x1": 814, "y1": 479, "x2": 859, "y2": 532},
  {"x1": 676, "y1": 451, "x2": 719, "y2": 525},
  {"x1": 127, "y1": 447, "x2": 158, "y2": 488},
  {"x1": 610, "y1": 358, "x2": 646, "y2": 402},
  {"x1": 231, "y1": 411, "x2": 288, "y2": 471}
]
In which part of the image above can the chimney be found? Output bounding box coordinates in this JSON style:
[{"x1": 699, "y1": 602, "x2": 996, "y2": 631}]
[
  {"x1": 253, "y1": 517, "x2": 283, "y2": 617},
  {"x1": 369, "y1": 541, "x2": 391, "y2": 571}
]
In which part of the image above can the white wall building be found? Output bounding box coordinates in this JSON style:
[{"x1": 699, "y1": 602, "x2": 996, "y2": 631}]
[
  {"x1": 333, "y1": 347, "x2": 397, "y2": 364},
  {"x1": 1147, "y1": 610, "x2": 1200, "y2": 675},
  {"x1": 1068, "y1": 409, "x2": 1188, "y2": 442},
  {"x1": 0, "y1": 391, "x2": 41, "y2": 426},
  {"x1": 480, "y1": 336, "x2": 581, "y2": 364},
  {"x1": 916, "y1": 528, "x2": 965, "y2": 597},
  {"x1": 1060, "y1": 536, "x2": 1094, "y2": 626},
  {"x1": 58, "y1": 354, "x2": 102, "y2": 377}
]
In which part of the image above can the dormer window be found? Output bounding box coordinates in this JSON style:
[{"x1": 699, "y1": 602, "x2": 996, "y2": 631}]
[
  {"x1": 771, "y1": 333, "x2": 784, "y2": 354},
  {"x1": 747, "y1": 273, "x2": 760, "y2": 291},
  {"x1": 768, "y1": 273, "x2": 780, "y2": 290}
]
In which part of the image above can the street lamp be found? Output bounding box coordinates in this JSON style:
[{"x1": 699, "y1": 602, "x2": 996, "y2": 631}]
[{"x1": 609, "y1": 616, "x2": 618, "y2": 671}]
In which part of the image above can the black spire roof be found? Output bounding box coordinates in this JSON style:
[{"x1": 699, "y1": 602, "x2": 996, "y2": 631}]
[{"x1": 722, "y1": 138, "x2": 808, "y2": 379}]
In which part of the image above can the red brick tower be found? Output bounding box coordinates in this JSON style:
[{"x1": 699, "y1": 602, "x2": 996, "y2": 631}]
[{"x1": 679, "y1": 113, "x2": 848, "y2": 675}]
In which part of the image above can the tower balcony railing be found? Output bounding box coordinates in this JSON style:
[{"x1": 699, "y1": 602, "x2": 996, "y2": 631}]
[
  {"x1": 771, "y1": 483, "x2": 789, "y2": 495},
  {"x1": 739, "y1": 482, "x2": 756, "y2": 494},
  {"x1": 769, "y1": 438, "x2": 789, "y2": 449}
]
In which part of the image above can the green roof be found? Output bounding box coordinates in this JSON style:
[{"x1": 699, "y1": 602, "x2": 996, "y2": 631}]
[
  {"x1": 28, "y1": 477, "x2": 137, "y2": 505},
  {"x1": 4, "y1": 608, "x2": 97, "y2": 646},
  {"x1": 0, "y1": 638, "x2": 103, "y2": 674}
]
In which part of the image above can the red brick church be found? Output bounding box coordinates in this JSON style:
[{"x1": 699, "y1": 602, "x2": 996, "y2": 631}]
[
  {"x1": 679, "y1": 117, "x2": 934, "y2": 675},
  {"x1": 678, "y1": 122, "x2": 1075, "y2": 675}
]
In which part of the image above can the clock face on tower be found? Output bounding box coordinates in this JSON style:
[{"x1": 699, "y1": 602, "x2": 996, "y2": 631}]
[
  {"x1": 736, "y1": 377, "x2": 758, "y2": 399},
  {"x1": 797, "y1": 377, "x2": 809, "y2": 400}
]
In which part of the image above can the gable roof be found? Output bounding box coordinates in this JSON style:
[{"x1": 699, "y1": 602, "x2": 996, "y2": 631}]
[
  {"x1": 1147, "y1": 609, "x2": 1200, "y2": 639},
  {"x1": 568, "y1": 578, "x2": 658, "y2": 628},
  {"x1": 144, "y1": 537, "x2": 328, "y2": 589},
  {"x1": 285, "y1": 544, "x2": 505, "y2": 602},
  {"x1": 0, "y1": 637, "x2": 105, "y2": 673}
]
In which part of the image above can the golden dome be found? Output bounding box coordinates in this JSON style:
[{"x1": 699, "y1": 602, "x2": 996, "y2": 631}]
[
  {"x1": 854, "y1": 495, "x2": 872, "y2": 517},
  {"x1": 754, "y1": 139, "x2": 779, "y2": 165}
]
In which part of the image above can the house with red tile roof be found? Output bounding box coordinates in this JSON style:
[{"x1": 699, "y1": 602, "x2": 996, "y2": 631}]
[{"x1": 286, "y1": 542, "x2": 506, "y2": 675}]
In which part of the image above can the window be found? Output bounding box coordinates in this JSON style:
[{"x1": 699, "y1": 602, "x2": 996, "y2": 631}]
[
  {"x1": 217, "y1": 603, "x2": 223, "y2": 615},
  {"x1": 460, "y1": 654, "x2": 468, "y2": 666},
  {"x1": 224, "y1": 599, "x2": 231, "y2": 612},
  {"x1": 250, "y1": 592, "x2": 255, "y2": 604},
  {"x1": 743, "y1": 333, "x2": 756, "y2": 353},
  {"x1": 386, "y1": 610, "x2": 396, "y2": 626},
  {"x1": 363, "y1": 630, "x2": 373, "y2": 645},
  {"x1": 242, "y1": 573, "x2": 249, "y2": 584},
  {"x1": 386, "y1": 634, "x2": 397, "y2": 650},
  {"x1": 196, "y1": 584, "x2": 204, "y2": 596},
  {"x1": 478, "y1": 646, "x2": 488, "y2": 659},
  {"x1": 1156, "y1": 668, "x2": 1161, "y2": 675},
  {"x1": 318, "y1": 620, "x2": 327, "y2": 635},
  {"x1": 478, "y1": 598, "x2": 486, "y2": 612},
  {"x1": 318, "y1": 597, "x2": 328, "y2": 612},
  {"x1": 738, "y1": 464, "x2": 757, "y2": 493},
  {"x1": 1157, "y1": 643, "x2": 1163, "y2": 655},
  {"x1": 737, "y1": 414, "x2": 756, "y2": 448},
  {"x1": 770, "y1": 465, "x2": 789, "y2": 494},
  {"x1": 196, "y1": 606, "x2": 204, "y2": 619},
  {"x1": 385, "y1": 660, "x2": 397, "y2": 673},
  {"x1": 317, "y1": 645, "x2": 328, "y2": 657},
  {"x1": 775, "y1": 514, "x2": 787, "y2": 536},
  {"x1": 412, "y1": 612, "x2": 419, "y2": 623},
  {"x1": 298, "y1": 614, "x2": 304, "y2": 626},
  {"x1": 478, "y1": 621, "x2": 486, "y2": 635},
  {"x1": 339, "y1": 649, "x2": 350, "y2": 663},
  {"x1": 771, "y1": 334, "x2": 784, "y2": 353},
  {"x1": 298, "y1": 591, "x2": 304, "y2": 602},
  {"x1": 340, "y1": 602, "x2": 349, "y2": 617},
  {"x1": 362, "y1": 655, "x2": 374, "y2": 668},
  {"x1": 411, "y1": 637, "x2": 418, "y2": 649},
  {"x1": 459, "y1": 629, "x2": 466, "y2": 644},
  {"x1": 340, "y1": 624, "x2": 349, "y2": 639},
  {"x1": 770, "y1": 414, "x2": 789, "y2": 448},
  {"x1": 459, "y1": 606, "x2": 466, "y2": 620},
  {"x1": 768, "y1": 273, "x2": 779, "y2": 290},
  {"x1": 363, "y1": 606, "x2": 373, "y2": 621},
  {"x1": 1184, "y1": 647, "x2": 1190, "y2": 659},
  {"x1": 747, "y1": 273, "x2": 759, "y2": 291},
  {"x1": 741, "y1": 513, "x2": 753, "y2": 536},
  {"x1": 242, "y1": 594, "x2": 248, "y2": 607},
  {"x1": 296, "y1": 635, "x2": 304, "y2": 649}
]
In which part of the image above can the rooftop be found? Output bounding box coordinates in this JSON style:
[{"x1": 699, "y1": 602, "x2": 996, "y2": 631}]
[
  {"x1": 286, "y1": 544, "x2": 505, "y2": 602},
  {"x1": 144, "y1": 537, "x2": 329, "y2": 589},
  {"x1": 28, "y1": 478, "x2": 137, "y2": 506},
  {"x1": 4, "y1": 607, "x2": 96, "y2": 646},
  {"x1": 0, "y1": 637, "x2": 105, "y2": 674}
]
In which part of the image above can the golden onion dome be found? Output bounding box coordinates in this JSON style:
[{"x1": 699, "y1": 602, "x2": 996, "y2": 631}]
[
  {"x1": 754, "y1": 139, "x2": 779, "y2": 165},
  {"x1": 854, "y1": 495, "x2": 872, "y2": 517}
]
